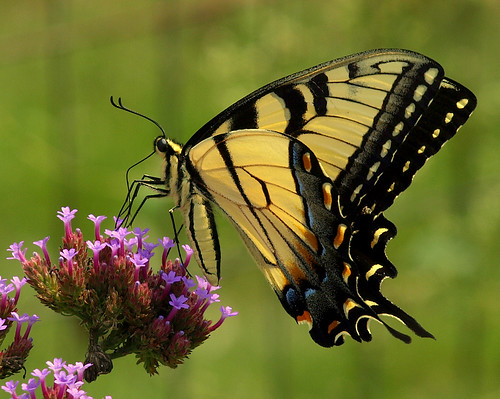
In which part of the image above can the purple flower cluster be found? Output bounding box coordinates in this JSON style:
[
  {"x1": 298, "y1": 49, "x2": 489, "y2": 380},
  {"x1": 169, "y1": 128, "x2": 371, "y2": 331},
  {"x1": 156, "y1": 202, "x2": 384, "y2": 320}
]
[
  {"x1": 0, "y1": 273, "x2": 37, "y2": 379},
  {"x1": 1, "y1": 358, "x2": 112, "y2": 399},
  {"x1": 7, "y1": 207, "x2": 237, "y2": 381}
]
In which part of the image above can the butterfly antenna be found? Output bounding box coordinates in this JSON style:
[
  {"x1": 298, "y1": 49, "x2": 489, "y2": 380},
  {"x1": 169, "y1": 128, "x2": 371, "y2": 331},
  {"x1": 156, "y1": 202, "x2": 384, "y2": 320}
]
[
  {"x1": 111, "y1": 96, "x2": 168, "y2": 222},
  {"x1": 110, "y1": 96, "x2": 166, "y2": 138}
]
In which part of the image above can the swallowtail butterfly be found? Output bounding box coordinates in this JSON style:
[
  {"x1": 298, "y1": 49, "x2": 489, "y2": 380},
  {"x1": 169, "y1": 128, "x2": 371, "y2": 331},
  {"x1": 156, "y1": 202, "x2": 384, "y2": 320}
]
[{"x1": 117, "y1": 49, "x2": 476, "y2": 347}]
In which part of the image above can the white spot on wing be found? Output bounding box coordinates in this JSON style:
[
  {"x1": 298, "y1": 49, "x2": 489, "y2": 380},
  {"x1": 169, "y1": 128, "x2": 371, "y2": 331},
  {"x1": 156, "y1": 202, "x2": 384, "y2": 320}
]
[
  {"x1": 392, "y1": 122, "x2": 404, "y2": 137},
  {"x1": 424, "y1": 68, "x2": 439, "y2": 85},
  {"x1": 413, "y1": 84, "x2": 428, "y2": 102},
  {"x1": 405, "y1": 103, "x2": 416, "y2": 119},
  {"x1": 366, "y1": 161, "x2": 380, "y2": 181},
  {"x1": 350, "y1": 184, "x2": 363, "y2": 202},
  {"x1": 380, "y1": 140, "x2": 391, "y2": 157},
  {"x1": 366, "y1": 264, "x2": 383, "y2": 279},
  {"x1": 378, "y1": 60, "x2": 410, "y2": 74},
  {"x1": 456, "y1": 98, "x2": 469, "y2": 109},
  {"x1": 370, "y1": 228, "x2": 389, "y2": 248}
]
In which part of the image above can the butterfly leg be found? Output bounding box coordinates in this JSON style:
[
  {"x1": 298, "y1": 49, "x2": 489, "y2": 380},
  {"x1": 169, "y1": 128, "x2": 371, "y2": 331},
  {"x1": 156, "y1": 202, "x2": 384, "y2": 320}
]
[
  {"x1": 168, "y1": 206, "x2": 186, "y2": 266},
  {"x1": 117, "y1": 175, "x2": 167, "y2": 227}
]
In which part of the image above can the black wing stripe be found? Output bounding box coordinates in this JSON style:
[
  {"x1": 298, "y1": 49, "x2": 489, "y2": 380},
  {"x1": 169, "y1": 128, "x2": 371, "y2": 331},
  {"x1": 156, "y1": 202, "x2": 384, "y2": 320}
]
[
  {"x1": 273, "y1": 85, "x2": 308, "y2": 134},
  {"x1": 306, "y1": 73, "x2": 329, "y2": 115},
  {"x1": 229, "y1": 102, "x2": 258, "y2": 130}
]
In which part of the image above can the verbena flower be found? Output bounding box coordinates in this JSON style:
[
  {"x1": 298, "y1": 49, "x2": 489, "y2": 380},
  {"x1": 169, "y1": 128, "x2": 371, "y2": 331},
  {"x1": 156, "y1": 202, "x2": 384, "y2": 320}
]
[
  {"x1": 0, "y1": 270, "x2": 36, "y2": 380},
  {"x1": 1, "y1": 358, "x2": 112, "y2": 399},
  {"x1": 7, "y1": 207, "x2": 237, "y2": 382}
]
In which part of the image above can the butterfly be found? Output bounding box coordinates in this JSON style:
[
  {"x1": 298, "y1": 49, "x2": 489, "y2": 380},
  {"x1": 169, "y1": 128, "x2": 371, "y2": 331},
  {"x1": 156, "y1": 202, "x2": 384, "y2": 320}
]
[{"x1": 116, "y1": 49, "x2": 476, "y2": 347}]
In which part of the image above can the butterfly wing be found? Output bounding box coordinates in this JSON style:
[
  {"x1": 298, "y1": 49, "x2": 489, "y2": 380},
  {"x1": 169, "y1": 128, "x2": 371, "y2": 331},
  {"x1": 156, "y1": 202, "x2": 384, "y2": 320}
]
[
  {"x1": 173, "y1": 49, "x2": 476, "y2": 345},
  {"x1": 185, "y1": 130, "x2": 433, "y2": 346},
  {"x1": 184, "y1": 49, "x2": 476, "y2": 218},
  {"x1": 184, "y1": 195, "x2": 221, "y2": 279}
]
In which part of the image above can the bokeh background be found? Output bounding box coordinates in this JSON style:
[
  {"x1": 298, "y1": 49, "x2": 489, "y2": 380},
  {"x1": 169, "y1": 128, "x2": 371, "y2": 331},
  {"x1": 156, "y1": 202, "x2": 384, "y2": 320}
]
[{"x1": 1, "y1": 1, "x2": 499, "y2": 398}]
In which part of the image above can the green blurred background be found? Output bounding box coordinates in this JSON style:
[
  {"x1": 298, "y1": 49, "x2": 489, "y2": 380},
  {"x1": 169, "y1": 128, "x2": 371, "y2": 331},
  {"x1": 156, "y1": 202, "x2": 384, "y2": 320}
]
[{"x1": 1, "y1": 1, "x2": 499, "y2": 398}]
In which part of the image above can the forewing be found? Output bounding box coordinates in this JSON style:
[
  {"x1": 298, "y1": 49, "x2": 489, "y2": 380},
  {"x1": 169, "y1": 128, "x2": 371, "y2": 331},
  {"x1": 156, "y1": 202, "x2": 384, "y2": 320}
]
[{"x1": 184, "y1": 49, "x2": 476, "y2": 219}]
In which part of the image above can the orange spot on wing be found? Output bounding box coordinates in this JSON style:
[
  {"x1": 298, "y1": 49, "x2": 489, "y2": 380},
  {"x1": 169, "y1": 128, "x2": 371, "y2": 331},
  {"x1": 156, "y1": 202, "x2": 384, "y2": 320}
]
[
  {"x1": 322, "y1": 183, "x2": 333, "y2": 211},
  {"x1": 302, "y1": 152, "x2": 312, "y2": 172},
  {"x1": 297, "y1": 310, "x2": 313, "y2": 327},
  {"x1": 343, "y1": 298, "x2": 358, "y2": 316},
  {"x1": 333, "y1": 224, "x2": 347, "y2": 249},
  {"x1": 342, "y1": 262, "x2": 351, "y2": 282},
  {"x1": 327, "y1": 320, "x2": 340, "y2": 334}
]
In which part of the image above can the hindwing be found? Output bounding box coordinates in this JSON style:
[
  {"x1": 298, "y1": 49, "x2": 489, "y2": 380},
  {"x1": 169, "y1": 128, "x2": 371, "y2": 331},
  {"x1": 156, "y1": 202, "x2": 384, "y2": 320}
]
[{"x1": 186, "y1": 130, "x2": 433, "y2": 346}]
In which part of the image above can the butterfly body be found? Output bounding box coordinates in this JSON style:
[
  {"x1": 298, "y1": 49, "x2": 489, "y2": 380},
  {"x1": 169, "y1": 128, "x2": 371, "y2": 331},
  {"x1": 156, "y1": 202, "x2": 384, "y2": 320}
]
[{"x1": 153, "y1": 49, "x2": 476, "y2": 347}]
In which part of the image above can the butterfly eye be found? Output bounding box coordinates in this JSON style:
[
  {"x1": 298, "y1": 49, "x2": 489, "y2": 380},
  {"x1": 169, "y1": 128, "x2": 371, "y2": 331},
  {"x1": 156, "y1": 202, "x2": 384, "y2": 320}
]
[{"x1": 155, "y1": 137, "x2": 168, "y2": 153}]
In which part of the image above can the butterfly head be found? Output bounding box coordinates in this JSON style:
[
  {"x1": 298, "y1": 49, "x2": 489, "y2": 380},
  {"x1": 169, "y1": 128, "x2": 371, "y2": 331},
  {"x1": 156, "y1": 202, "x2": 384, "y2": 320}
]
[
  {"x1": 154, "y1": 136, "x2": 184, "y2": 200},
  {"x1": 154, "y1": 136, "x2": 183, "y2": 158}
]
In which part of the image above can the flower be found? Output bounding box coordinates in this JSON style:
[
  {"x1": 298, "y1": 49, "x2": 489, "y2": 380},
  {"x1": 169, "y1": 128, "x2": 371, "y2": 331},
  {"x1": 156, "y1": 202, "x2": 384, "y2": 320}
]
[
  {"x1": 21, "y1": 378, "x2": 40, "y2": 395},
  {"x1": 166, "y1": 294, "x2": 189, "y2": 321},
  {"x1": 1, "y1": 380, "x2": 18, "y2": 396},
  {"x1": 0, "y1": 274, "x2": 36, "y2": 380},
  {"x1": 33, "y1": 236, "x2": 51, "y2": 265},
  {"x1": 133, "y1": 227, "x2": 149, "y2": 250},
  {"x1": 210, "y1": 306, "x2": 239, "y2": 331},
  {"x1": 181, "y1": 244, "x2": 193, "y2": 267},
  {"x1": 159, "y1": 237, "x2": 175, "y2": 266},
  {"x1": 6, "y1": 242, "x2": 27, "y2": 264},
  {"x1": 130, "y1": 253, "x2": 148, "y2": 281},
  {"x1": 86, "y1": 240, "x2": 107, "y2": 269},
  {"x1": 9, "y1": 206, "x2": 237, "y2": 380},
  {"x1": 11, "y1": 277, "x2": 27, "y2": 304},
  {"x1": 2, "y1": 358, "x2": 112, "y2": 399},
  {"x1": 87, "y1": 214, "x2": 107, "y2": 241},
  {"x1": 57, "y1": 207, "x2": 78, "y2": 233}
]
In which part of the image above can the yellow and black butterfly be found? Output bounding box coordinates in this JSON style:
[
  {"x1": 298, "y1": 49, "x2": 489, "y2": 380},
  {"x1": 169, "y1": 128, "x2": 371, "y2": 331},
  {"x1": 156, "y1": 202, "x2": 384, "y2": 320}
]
[{"x1": 115, "y1": 49, "x2": 476, "y2": 347}]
